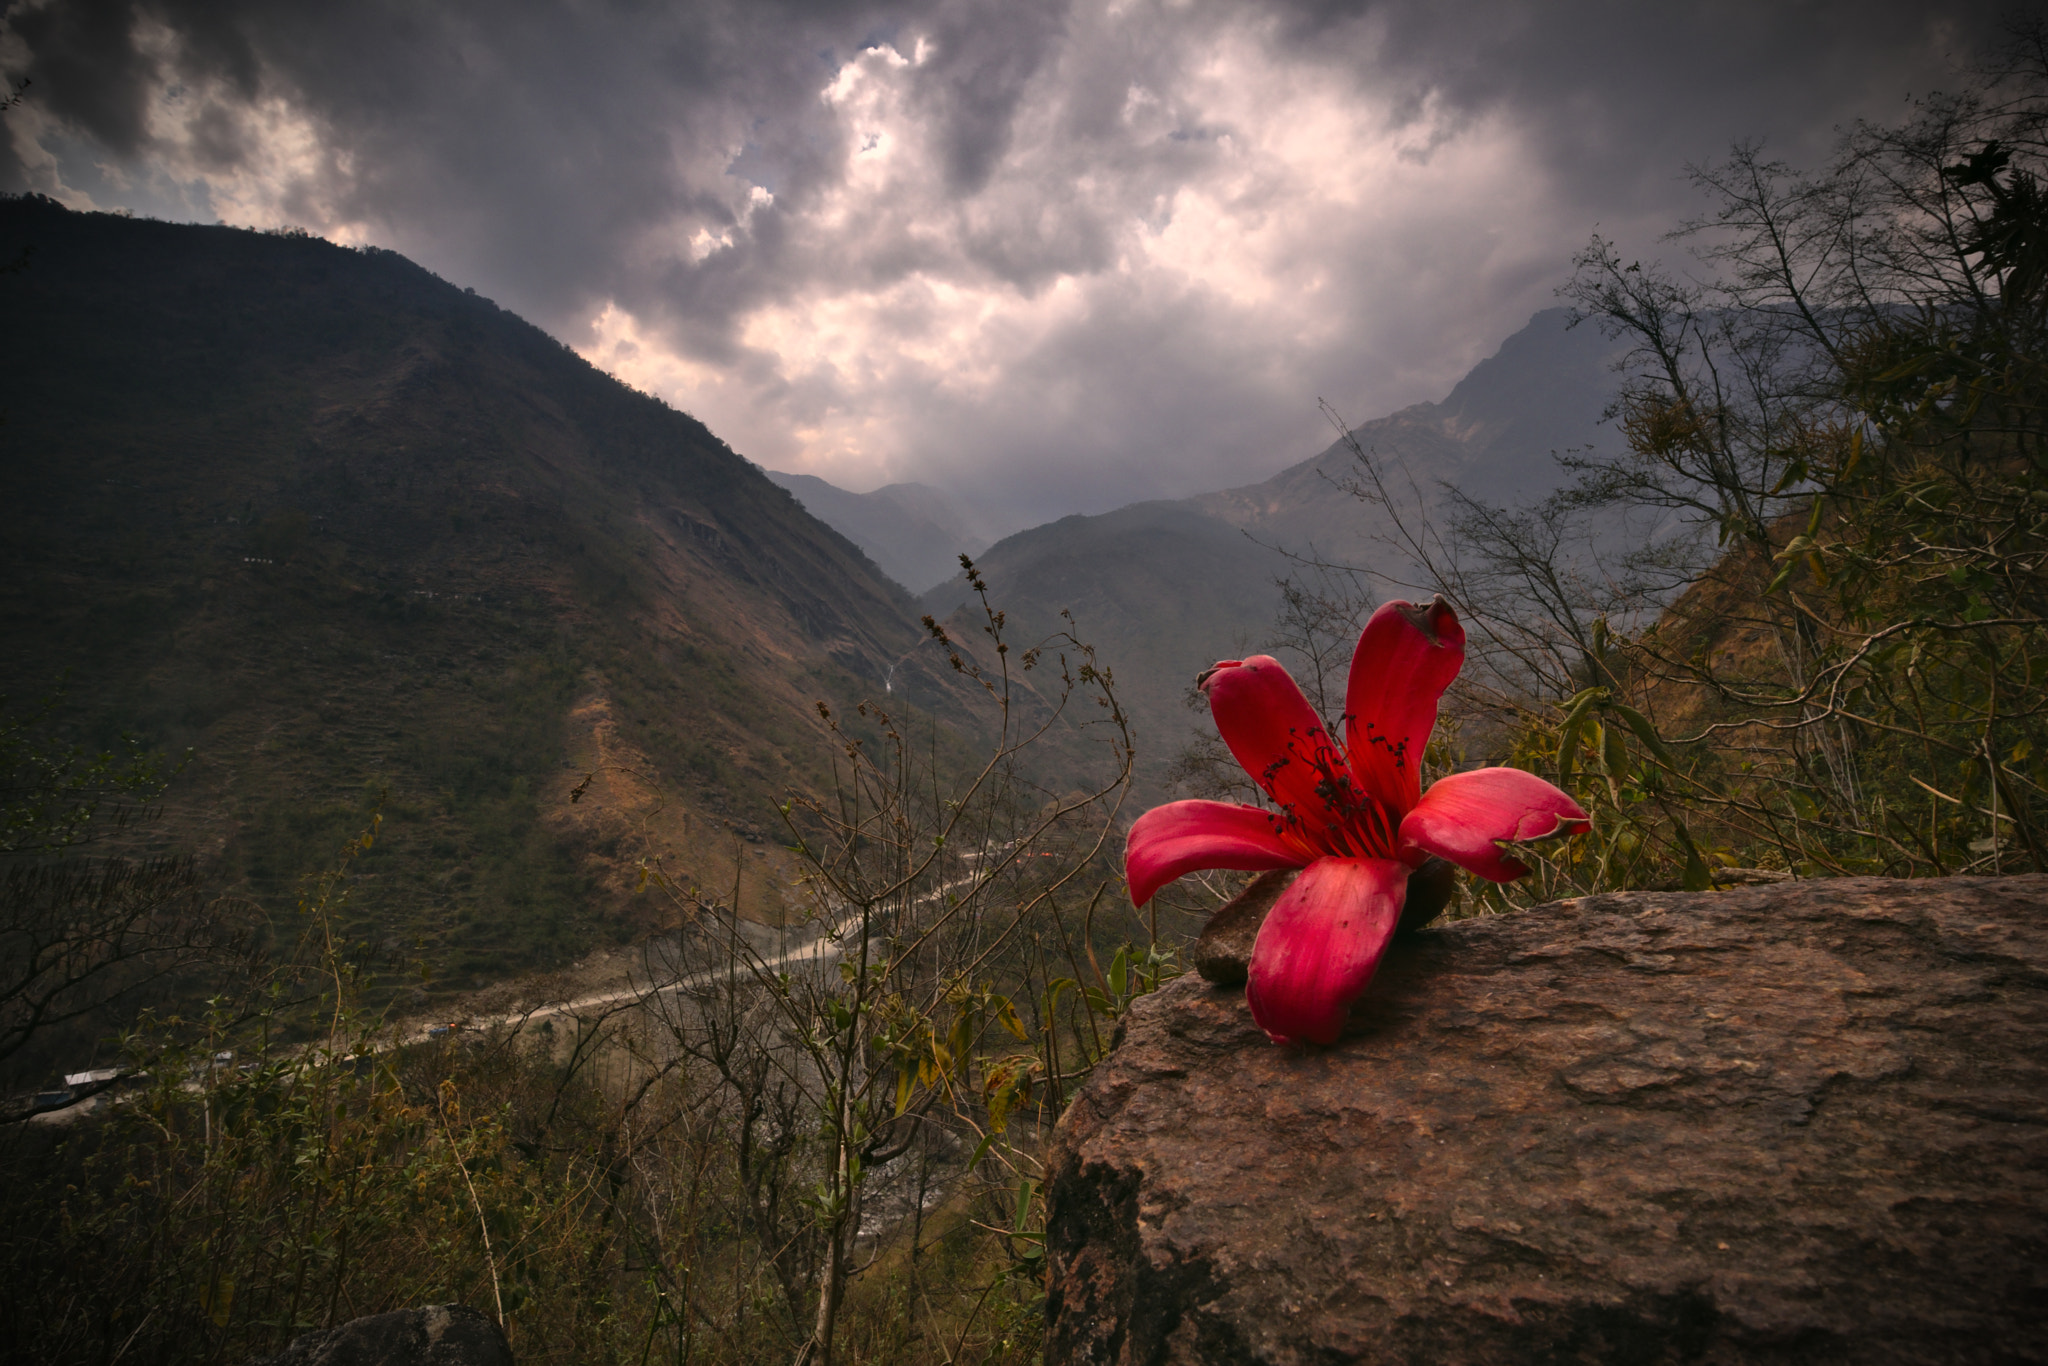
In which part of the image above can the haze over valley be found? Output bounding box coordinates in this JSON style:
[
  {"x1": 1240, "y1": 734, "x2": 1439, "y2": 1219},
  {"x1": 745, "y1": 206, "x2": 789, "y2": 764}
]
[
  {"x1": 4, "y1": 8, "x2": 2041, "y2": 1364},
  {"x1": 0, "y1": 194, "x2": 1619, "y2": 988},
  {"x1": 0, "y1": 0, "x2": 2006, "y2": 1025}
]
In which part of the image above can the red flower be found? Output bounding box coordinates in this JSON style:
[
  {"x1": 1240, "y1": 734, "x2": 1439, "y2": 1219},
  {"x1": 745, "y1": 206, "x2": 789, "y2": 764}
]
[{"x1": 1126, "y1": 597, "x2": 1590, "y2": 1046}]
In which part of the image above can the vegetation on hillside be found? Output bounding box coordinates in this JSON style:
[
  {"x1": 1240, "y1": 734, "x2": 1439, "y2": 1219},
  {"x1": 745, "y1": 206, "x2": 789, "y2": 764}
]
[
  {"x1": 0, "y1": 198, "x2": 977, "y2": 1004},
  {"x1": 1, "y1": 701, "x2": 265, "y2": 1092},
  {"x1": 8, "y1": 25, "x2": 2047, "y2": 1366},
  {"x1": 0, "y1": 578, "x2": 1167, "y2": 1366},
  {"x1": 1252, "y1": 24, "x2": 2048, "y2": 906}
]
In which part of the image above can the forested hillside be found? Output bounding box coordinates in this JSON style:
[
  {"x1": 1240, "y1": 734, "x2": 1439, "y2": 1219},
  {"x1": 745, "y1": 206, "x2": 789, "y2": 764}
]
[{"x1": 0, "y1": 197, "x2": 969, "y2": 998}]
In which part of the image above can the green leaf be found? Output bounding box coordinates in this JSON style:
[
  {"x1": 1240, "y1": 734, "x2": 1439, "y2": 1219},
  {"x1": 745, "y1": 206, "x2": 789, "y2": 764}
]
[
  {"x1": 201, "y1": 1275, "x2": 236, "y2": 1328},
  {"x1": 1840, "y1": 428, "x2": 1864, "y2": 479},
  {"x1": 1608, "y1": 703, "x2": 1676, "y2": 767},
  {"x1": 1674, "y1": 822, "x2": 1713, "y2": 892},
  {"x1": 1556, "y1": 688, "x2": 1605, "y2": 791},
  {"x1": 1768, "y1": 458, "x2": 1809, "y2": 496},
  {"x1": 1773, "y1": 533, "x2": 1814, "y2": 563},
  {"x1": 966, "y1": 1132, "x2": 996, "y2": 1173},
  {"x1": 1012, "y1": 1178, "x2": 1038, "y2": 1237},
  {"x1": 1601, "y1": 721, "x2": 1630, "y2": 785}
]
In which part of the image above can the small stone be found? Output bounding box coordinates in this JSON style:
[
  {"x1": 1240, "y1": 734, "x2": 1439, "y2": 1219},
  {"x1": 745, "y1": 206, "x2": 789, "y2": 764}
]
[
  {"x1": 1191, "y1": 869, "x2": 1295, "y2": 984},
  {"x1": 1189, "y1": 857, "x2": 1458, "y2": 986},
  {"x1": 245, "y1": 1304, "x2": 513, "y2": 1366}
]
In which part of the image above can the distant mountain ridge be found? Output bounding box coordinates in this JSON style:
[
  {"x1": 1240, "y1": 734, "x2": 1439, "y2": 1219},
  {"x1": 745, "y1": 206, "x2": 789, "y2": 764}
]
[
  {"x1": 762, "y1": 471, "x2": 998, "y2": 594},
  {"x1": 919, "y1": 308, "x2": 1630, "y2": 791},
  {"x1": 1187, "y1": 307, "x2": 1626, "y2": 558},
  {"x1": 0, "y1": 198, "x2": 1638, "y2": 1000}
]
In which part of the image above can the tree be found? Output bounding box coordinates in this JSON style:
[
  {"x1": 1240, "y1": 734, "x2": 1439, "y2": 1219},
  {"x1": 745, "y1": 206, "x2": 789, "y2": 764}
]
[
  {"x1": 1549, "y1": 21, "x2": 2048, "y2": 876},
  {"x1": 0, "y1": 702, "x2": 251, "y2": 1105},
  {"x1": 1311, "y1": 21, "x2": 2048, "y2": 891}
]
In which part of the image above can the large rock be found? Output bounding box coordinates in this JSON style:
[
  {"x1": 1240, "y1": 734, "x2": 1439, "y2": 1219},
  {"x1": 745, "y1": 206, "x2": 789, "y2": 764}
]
[
  {"x1": 1045, "y1": 876, "x2": 2048, "y2": 1365},
  {"x1": 247, "y1": 1304, "x2": 512, "y2": 1366}
]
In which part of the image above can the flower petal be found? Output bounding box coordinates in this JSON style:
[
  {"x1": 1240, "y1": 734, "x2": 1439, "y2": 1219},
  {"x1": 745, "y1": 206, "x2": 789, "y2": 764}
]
[
  {"x1": 1244, "y1": 856, "x2": 1407, "y2": 1046},
  {"x1": 1343, "y1": 597, "x2": 1465, "y2": 815},
  {"x1": 1202, "y1": 655, "x2": 1357, "y2": 830},
  {"x1": 1397, "y1": 767, "x2": 1591, "y2": 882},
  {"x1": 1125, "y1": 800, "x2": 1307, "y2": 906}
]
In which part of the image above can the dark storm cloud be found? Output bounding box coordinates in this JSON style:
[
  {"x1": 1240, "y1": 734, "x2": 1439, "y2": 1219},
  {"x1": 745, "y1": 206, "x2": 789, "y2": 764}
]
[
  {"x1": 912, "y1": 0, "x2": 1072, "y2": 193},
  {"x1": 0, "y1": 0, "x2": 2015, "y2": 526},
  {"x1": 5, "y1": 0, "x2": 166, "y2": 155},
  {"x1": 1261, "y1": 0, "x2": 2002, "y2": 192},
  {"x1": 3, "y1": 0, "x2": 928, "y2": 331}
]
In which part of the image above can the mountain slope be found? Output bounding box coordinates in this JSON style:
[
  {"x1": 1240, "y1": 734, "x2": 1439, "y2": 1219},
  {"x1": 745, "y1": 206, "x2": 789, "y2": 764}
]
[
  {"x1": 922, "y1": 309, "x2": 1628, "y2": 790},
  {"x1": 0, "y1": 197, "x2": 966, "y2": 997},
  {"x1": 763, "y1": 471, "x2": 995, "y2": 593},
  {"x1": 930, "y1": 499, "x2": 1288, "y2": 727},
  {"x1": 1191, "y1": 306, "x2": 1628, "y2": 557}
]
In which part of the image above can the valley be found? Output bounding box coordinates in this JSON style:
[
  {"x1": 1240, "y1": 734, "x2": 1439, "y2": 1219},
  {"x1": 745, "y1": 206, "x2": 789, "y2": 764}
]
[
  {"x1": 908, "y1": 307, "x2": 1631, "y2": 790},
  {"x1": 0, "y1": 196, "x2": 1638, "y2": 1032},
  {"x1": 0, "y1": 197, "x2": 987, "y2": 1021}
]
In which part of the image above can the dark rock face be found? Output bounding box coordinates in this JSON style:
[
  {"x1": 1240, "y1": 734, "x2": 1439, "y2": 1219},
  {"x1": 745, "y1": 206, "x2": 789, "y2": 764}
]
[
  {"x1": 1045, "y1": 877, "x2": 2048, "y2": 1365},
  {"x1": 1193, "y1": 859, "x2": 1458, "y2": 987},
  {"x1": 1193, "y1": 870, "x2": 1296, "y2": 985},
  {"x1": 247, "y1": 1304, "x2": 512, "y2": 1366}
]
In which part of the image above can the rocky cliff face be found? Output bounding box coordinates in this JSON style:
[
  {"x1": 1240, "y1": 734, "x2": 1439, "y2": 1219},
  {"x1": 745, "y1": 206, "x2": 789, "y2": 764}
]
[{"x1": 1045, "y1": 877, "x2": 2048, "y2": 1365}]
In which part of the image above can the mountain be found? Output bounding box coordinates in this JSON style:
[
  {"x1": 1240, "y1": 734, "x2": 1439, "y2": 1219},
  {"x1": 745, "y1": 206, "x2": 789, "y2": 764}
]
[
  {"x1": 762, "y1": 471, "x2": 997, "y2": 594},
  {"x1": 920, "y1": 308, "x2": 1630, "y2": 791},
  {"x1": 1189, "y1": 307, "x2": 1631, "y2": 558},
  {"x1": 0, "y1": 197, "x2": 972, "y2": 1001},
  {"x1": 920, "y1": 499, "x2": 1289, "y2": 739}
]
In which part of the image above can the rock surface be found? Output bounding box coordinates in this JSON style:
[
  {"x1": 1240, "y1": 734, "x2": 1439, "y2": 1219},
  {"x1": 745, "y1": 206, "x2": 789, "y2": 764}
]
[
  {"x1": 1192, "y1": 870, "x2": 1296, "y2": 985},
  {"x1": 247, "y1": 1304, "x2": 512, "y2": 1366},
  {"x1": 1193, "y1": 860, "x2": 1459, "y2": 986},
  {"x1": 1045, "y1": 876, "x2": 2048, "y2": 1365}
]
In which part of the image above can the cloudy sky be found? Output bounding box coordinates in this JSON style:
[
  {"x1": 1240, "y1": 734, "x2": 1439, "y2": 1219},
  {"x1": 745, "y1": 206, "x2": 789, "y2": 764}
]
[{"x1": 0, "y1": 0, "x2": 2006, "y2": 529}]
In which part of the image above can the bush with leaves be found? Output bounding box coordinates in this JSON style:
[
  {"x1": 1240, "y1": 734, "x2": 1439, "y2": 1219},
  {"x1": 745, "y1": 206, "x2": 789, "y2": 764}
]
[
  {"x1": 0, "y1": 698, "x2": 261, "y2": 1102},
  {"x1": 1287, "y1": 24, "x2": 2048, "y2": 899},
  {"x1": 1, "y1": 567, "x2": 1176, "y2": 1366},
  {"x1": 629, "y1": 557, "x2": 1176, "y2": 1366}
]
